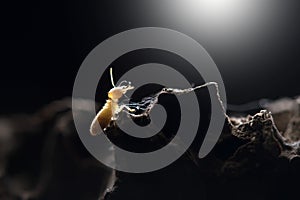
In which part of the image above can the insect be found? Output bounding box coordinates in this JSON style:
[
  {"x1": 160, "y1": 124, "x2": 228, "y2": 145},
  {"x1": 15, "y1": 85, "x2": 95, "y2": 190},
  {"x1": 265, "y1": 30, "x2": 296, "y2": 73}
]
[
  {"x1": 90, "y1": 68, "x2": 135, "y2": 135},
  {"x1": 90, "y1": 68, "x2": 232, "y2": 136}
]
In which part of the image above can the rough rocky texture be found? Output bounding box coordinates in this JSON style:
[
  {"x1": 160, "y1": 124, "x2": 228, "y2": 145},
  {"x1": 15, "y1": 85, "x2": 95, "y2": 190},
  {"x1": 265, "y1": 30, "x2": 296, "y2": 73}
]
[
  {"x1": 0, "y1": 96, "x2": 299, "y2": 200},
  {"x1": 0, "y1": 99, "x2": 115, "y2": 200}
]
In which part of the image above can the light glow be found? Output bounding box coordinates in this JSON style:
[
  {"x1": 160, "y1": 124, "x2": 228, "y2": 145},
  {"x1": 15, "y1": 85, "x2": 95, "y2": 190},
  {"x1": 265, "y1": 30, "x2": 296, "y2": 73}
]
[{"x1": 161, "y1": 0, "x2": 271, "y2": 42}]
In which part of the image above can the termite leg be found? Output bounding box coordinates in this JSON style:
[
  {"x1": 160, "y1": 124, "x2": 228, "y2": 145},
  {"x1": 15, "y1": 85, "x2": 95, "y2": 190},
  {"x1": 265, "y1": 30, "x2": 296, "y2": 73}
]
[{"x1": 116, "y1": 104, "x2": 136, "y2": 115}]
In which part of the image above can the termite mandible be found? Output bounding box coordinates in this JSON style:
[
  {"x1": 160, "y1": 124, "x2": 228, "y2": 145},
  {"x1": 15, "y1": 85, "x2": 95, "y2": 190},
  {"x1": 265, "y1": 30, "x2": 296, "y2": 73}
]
[{"x1": 90, "y1": 68, "x2": 135, "y2": 135}]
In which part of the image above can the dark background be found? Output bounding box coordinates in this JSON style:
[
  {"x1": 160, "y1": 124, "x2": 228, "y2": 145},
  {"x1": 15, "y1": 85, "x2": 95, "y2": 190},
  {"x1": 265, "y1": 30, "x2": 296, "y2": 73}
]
[
  {"x1": 0, "y1": 1, "x2": 300, "y2": 200},
  {"x1": 1, "y1": 0, "x2": 299, "y2": 114}
]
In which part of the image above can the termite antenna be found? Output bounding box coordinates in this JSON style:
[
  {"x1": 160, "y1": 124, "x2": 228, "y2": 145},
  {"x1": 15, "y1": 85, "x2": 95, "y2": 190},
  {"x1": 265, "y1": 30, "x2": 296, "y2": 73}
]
[{"x1": 110, "y1": 67, "x2": 116, "y2": 87}]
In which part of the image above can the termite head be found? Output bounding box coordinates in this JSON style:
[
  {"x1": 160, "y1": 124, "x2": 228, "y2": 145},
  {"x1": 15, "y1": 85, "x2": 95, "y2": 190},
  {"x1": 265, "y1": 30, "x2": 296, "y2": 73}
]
[
  {"x1": 108, "y1": 81, "x2": 134, "y2": 100},
  {"x1": 108, "y1": 68, "x2": 134, "y2": 100}
]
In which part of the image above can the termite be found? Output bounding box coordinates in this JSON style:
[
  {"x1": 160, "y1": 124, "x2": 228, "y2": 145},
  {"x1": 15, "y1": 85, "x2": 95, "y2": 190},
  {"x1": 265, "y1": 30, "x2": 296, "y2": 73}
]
[{"x1": 90, "y1": 68, "x2": 135, "y2": 135}]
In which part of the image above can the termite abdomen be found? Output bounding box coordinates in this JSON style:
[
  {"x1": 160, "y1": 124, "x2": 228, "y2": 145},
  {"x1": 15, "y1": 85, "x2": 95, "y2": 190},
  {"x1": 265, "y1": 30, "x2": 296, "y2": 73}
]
[{"x1": 90, "y1": 100, "x2": 113, "y2": 135}]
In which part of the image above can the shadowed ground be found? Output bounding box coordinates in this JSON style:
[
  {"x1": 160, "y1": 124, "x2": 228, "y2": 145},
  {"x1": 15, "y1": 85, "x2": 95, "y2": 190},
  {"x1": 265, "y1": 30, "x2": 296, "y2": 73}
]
[{"x1": 0, "y1": 96, "x2": 299, "y2": 200}]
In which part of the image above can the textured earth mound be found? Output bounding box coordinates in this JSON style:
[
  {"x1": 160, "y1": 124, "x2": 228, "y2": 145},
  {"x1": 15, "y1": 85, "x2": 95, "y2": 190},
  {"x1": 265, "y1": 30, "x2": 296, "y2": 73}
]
[{"x1": 0, "y1": 96, "x2": 299, "y2": 200}]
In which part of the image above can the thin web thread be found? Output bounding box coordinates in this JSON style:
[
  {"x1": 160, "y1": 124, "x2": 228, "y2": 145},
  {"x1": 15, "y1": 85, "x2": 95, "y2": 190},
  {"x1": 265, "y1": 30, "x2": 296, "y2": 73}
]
[{"x1": 123, "y1": 82, "x2": 235, "y2": 127}]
